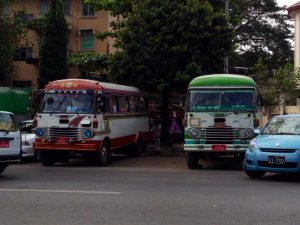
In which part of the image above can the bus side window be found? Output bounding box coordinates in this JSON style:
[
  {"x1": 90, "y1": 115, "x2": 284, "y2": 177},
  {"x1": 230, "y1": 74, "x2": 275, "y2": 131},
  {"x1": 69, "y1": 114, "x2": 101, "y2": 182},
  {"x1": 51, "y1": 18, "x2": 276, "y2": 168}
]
[
  {"x1": 139, "y1": 97, "x2": 146, "y2": 112},
  {"x1": 95, "y1": 94, "x2": 109, "y2": 113},
  {"x1": 119, "y1": 96, "x2": 129, "y2": 113},
  {"x1": 129, "y1": 96, "x2": 139, "y2": 112},
  {"x1": 112, "y1": 95, "x2": 119, "y2": 113}
]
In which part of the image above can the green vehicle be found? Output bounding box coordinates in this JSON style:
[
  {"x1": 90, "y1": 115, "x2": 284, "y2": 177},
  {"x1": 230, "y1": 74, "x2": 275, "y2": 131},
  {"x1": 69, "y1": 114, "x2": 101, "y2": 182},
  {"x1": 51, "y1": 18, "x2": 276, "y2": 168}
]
[
  {"x1": 0, "y1": 87, "x2": 32, "y2": 122},
  {"x1": 184, "y1": 74, "x2": 261, "y2": 169}
]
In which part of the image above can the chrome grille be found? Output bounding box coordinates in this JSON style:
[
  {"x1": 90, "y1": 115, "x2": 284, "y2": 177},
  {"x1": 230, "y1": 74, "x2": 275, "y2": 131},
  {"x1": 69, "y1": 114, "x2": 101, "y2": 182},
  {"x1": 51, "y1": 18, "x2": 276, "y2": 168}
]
[
  {"x1": 204, "y1": 127, "x2": 233, "y2": 144},
  {"x1": 48, "y1": 127, "x2": 80, "y2": 140}
]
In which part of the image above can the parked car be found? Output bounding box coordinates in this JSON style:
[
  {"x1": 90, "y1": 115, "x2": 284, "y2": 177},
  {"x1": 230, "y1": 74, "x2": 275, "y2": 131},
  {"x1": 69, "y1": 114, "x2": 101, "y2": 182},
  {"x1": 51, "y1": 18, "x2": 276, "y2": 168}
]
[
  {"x1": 18, "y1": 120, "x2": 36, "y2": 158},
  {"x1": 0, "y1": 111, "x2": 22, "y2": 174},
  {"x1": 244, "y1": 114, "x2": 300, "y2": 178}
]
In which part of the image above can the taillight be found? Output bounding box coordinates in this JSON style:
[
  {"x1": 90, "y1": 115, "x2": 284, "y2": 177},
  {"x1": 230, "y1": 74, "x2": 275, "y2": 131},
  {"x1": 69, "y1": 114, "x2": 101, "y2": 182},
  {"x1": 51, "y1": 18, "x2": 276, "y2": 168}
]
[{"x1": 255, "y1": 119, "x2": 260, "y2": 127}]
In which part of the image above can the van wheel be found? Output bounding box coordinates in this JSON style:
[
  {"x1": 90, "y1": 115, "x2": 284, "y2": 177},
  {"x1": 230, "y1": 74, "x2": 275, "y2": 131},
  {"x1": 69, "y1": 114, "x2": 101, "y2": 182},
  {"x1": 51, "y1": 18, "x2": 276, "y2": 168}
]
[
  {"x1": 243, "y1": 160, "x2": 265, "y2": 178},
  {"x1": 187, "y1": 152, "x2": 199, "y2": 169},
  {"x1": 98, "y1": 141, "x2": 112, "y2": 166},
  {"x1": 0, "y1": 164, "x2": 7, "y2": 174},
  {"x1": 40, "y1": 152, "x2": 55, "y2": 166}
]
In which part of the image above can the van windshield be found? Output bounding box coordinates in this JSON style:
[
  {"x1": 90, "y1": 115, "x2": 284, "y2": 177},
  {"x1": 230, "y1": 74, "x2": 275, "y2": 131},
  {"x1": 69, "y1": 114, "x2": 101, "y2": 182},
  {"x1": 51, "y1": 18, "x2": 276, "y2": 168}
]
[
  {"x1": 40, "y1": 93, "x2": 94, "y2": 114},
  {"x1": 188, "y1": 89, "x2": 255, "y2": 112},
  {"x1": 0, "y1": 113, "x2": 17, "y2": 131}
]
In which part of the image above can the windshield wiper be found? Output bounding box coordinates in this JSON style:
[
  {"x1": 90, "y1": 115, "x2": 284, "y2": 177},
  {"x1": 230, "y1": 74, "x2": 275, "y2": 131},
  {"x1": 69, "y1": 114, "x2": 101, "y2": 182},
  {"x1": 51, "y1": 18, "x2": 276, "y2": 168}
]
[
  {"x1": 0, "y1": 129, "x2": 9, "y2": 134},
  {"x1": 50, "y1": 95, "x2": 66, "y2": 115}
]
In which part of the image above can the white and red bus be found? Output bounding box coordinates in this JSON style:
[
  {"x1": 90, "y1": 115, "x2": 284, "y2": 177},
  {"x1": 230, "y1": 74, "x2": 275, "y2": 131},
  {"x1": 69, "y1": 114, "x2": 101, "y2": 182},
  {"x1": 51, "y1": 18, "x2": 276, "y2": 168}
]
[{"x1": 33, "y1": 79, "x2": 150, "y2": 166}]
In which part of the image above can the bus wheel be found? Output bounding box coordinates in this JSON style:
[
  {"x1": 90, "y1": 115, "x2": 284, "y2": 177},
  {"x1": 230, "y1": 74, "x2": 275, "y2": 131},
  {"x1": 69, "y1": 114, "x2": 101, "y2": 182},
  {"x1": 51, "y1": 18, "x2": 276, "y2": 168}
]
[
  {"x1": 0, "y1": 164, "x2": 7, "y2": 174},
  {"x1": 187, "y1": 152, "x2": 199, "y2": 169},
  {"x1": 98, "y1": 141, "x2": 112, "y2": 166},
  {"x1": 40, "y1": 152, "x2": 55, "y2": 166}
]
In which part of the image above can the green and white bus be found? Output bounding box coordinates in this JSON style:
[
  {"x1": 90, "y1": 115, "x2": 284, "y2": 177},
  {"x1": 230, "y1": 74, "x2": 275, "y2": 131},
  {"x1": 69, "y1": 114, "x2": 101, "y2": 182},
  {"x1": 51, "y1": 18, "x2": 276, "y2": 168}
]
[{"x1": 184, "y1": 74, "x2": 261, "y2": 169}]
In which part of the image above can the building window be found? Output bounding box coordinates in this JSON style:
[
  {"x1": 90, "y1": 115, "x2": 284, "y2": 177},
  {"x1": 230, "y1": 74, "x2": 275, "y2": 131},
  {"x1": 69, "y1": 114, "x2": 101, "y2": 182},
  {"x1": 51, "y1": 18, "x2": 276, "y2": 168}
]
[
  {"x1": 12, "y1": 80, "x2": 32, "y2": 88},
  {"x1": 80, "y1": 30, "x2": 94, "y2": 50},
  {"x1": 82, "y1": 1, "x2": 94, "y2": 16},
  {"x1": 14, "y1": 12, "x2": 33, "y2": 24},
  {"x1": 2, "y1": 2, "x2": 9, "y2": 15},
  {"x1": 63, "y1": 0, "x2": 70, "y2": 16},
  {"x1": 14, "y1": 48, "x2": 33, "y2": 61},
  {"x1": 40, "y1": 0, "x2": 49, "y2": 15}
]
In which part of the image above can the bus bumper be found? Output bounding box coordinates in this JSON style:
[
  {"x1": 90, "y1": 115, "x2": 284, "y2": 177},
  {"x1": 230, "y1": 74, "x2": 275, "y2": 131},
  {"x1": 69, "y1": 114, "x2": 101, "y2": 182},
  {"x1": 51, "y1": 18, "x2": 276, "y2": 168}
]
[
  {"x1": 184, "y1": 144, "x2": 248, "y2": 152},
  {"x1": 33, "y1": 141, "x2": 101, "y2": 152}
]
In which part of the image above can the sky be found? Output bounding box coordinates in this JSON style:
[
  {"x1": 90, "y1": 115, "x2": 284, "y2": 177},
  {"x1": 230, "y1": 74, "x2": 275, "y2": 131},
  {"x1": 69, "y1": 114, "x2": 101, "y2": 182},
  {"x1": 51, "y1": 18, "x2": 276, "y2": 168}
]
[{"x1": 276, "y1": 0, "x2": 299, "y2": 7}]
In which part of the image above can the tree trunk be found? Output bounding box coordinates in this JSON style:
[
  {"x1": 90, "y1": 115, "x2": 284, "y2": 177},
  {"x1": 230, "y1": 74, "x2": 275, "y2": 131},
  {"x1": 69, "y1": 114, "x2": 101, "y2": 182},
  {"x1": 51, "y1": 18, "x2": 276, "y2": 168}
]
[{"x1": 160, "y1": 85, "x2": 171, "y2": 147}]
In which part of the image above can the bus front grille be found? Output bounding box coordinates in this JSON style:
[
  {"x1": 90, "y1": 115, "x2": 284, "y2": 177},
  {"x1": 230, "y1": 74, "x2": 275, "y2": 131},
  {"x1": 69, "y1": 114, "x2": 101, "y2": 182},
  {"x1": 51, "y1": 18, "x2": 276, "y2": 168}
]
[
  {"x1": 48, "y1": 127, "x2": 80, "y2": 140},
  {"x1": 204, "y1": 127, "x2": 233, "y2": 144}
]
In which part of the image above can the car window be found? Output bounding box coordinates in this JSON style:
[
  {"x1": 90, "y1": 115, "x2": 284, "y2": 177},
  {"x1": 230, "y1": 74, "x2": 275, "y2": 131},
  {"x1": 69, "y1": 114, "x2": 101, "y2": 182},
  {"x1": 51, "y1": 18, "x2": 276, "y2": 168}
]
[{"x1": 0, "y1": 113, "x2": 17, "y2": 131}]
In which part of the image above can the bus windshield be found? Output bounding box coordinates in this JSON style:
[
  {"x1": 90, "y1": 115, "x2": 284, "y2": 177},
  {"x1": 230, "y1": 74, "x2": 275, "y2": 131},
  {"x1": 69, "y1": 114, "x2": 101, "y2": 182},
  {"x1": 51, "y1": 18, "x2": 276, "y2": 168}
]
[
  {"x1": 188, "y1": 89, "x2": 255, "y2": 112},
  {"x1": 40, "y1": 93, "x2": 94, "y2": 114}
]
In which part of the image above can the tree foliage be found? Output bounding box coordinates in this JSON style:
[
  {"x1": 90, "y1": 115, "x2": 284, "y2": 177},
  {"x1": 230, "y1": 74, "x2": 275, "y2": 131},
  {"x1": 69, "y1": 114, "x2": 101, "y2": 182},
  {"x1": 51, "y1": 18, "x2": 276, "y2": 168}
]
[
  {"x1": 68, "y1": 52, "x2": 110, "y2": 80},
  {"x1": 38, "y1": 0, "x2": 68, "y2": 88},
  {"x1": 229, "y1": 0, "x2": 293, "y2": 71}
]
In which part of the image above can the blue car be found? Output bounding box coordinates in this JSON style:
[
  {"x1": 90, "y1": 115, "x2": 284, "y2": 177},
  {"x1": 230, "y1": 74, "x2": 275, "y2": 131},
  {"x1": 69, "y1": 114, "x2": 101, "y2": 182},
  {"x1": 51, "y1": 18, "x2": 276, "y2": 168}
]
[{"x1": 244, "y1": 114, "x2": 300, "y2": 178}]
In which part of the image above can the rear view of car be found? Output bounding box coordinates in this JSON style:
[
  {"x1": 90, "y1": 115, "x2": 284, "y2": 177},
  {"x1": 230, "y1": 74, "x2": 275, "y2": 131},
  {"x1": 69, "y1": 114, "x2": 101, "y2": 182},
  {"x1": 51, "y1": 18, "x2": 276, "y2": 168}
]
[{"x1": 0, "y1": 111, "x2": 22, "y2": 174}]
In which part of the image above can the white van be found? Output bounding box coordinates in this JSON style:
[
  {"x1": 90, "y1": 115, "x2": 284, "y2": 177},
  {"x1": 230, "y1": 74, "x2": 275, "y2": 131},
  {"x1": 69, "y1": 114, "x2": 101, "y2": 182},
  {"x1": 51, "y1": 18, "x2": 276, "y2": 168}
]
[{"x1": 0, "y1": 111, "x2": 22, "y2": 174}]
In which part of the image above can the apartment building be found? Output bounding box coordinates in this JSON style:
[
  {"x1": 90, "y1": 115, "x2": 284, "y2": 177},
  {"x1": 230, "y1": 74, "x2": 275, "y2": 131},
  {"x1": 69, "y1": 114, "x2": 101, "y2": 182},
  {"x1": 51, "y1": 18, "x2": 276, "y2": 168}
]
[{"x1": 5, "y1": 0, "x2": 115, "y2": 89}]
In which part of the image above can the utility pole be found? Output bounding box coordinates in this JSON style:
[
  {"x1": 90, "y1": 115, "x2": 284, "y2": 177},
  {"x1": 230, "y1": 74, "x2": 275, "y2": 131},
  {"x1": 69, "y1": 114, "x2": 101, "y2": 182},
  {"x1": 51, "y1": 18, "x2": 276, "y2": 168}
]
[{"x1": 224, "y1": 0, "x2": 229, "y2": 74}]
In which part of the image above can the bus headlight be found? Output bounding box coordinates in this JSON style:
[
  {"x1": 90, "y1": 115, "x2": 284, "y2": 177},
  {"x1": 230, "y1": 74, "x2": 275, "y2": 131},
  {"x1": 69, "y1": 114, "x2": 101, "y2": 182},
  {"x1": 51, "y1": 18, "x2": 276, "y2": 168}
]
[
  {"x1": 35, "y1": 128, "x2": 46, "y2": 137},
  {"x1": 82, "y1": 128, "x2": 94, "y2": 139},
  {"x1": 188, "y1": 128, "x2": 200, "y2": 138},
  {"x1": 239, "y1": 128, "x2": 253, "y2": 138}
]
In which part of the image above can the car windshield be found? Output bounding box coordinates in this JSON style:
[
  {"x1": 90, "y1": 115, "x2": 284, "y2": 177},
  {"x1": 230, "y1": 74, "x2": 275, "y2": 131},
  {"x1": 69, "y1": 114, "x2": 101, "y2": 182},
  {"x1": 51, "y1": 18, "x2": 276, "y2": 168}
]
[
  {"x1": 262, "y1": 117, "x2": 300, "y2": 135},
  {"x1": 188, "y1": 89, "x2": 255, "y2": 111},
  {"x1": 0, "y1": 113, "x2": 17, "y2": 131},
  {"x1": 40, "y1": 92, "x2": 94, "y2": 114}
]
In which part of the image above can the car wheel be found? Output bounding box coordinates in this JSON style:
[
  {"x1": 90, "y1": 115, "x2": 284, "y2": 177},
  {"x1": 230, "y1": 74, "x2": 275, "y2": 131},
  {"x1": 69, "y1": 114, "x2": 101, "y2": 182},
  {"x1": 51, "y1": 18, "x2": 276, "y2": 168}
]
[
  {"x1": 0, "y1": 164, "x2": 7, "y2": 174},
  {"x1": 187, "y1": 152, "x2": 199, "y2": 169},
  {"x1": 243, "y1": 159, "x2": 265, "y2": 178},
  {"x1": 98, "y1": 141, "x2": 112, "y2": 166}
]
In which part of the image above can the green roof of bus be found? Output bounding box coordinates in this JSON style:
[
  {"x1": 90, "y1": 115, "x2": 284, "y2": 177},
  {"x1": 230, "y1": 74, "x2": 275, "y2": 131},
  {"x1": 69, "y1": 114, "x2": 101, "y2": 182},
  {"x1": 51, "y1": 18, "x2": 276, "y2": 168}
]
[{"x1": 189, "y1": 74, "x2": 256, "y2": 87}]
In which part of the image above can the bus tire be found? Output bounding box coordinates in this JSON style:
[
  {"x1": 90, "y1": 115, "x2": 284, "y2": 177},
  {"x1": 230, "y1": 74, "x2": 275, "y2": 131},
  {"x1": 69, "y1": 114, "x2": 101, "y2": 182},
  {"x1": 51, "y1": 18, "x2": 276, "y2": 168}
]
[
  {"x1": 187, "y1": 152, "x2": 199, "y2": 169},
  {"x1": 0, "y1": 164, "x2": 7, "y2": 174},
  {"x1": 98, "y1": 141, "x2": 112, "y2": 166},
  {"x1": 40, "y1": 152, "x2": 55, "y2": 166}
]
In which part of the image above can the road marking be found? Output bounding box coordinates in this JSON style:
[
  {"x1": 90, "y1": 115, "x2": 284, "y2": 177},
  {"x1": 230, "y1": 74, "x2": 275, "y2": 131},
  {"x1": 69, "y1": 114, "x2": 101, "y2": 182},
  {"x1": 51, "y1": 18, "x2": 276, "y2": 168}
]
[{"x1": 0, "y1": 188, "x2": 121, "y2": 195}]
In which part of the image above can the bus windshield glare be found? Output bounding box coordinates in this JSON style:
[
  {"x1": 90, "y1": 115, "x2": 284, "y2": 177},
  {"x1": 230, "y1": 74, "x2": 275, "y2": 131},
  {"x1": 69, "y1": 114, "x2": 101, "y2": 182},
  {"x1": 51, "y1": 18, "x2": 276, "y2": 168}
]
[
  {"x1": 40, "y1": 93, "x2": 94, "y2": 113},
  {"x1": 188, "y1": 89, "x2": 255, "y2": 111}
]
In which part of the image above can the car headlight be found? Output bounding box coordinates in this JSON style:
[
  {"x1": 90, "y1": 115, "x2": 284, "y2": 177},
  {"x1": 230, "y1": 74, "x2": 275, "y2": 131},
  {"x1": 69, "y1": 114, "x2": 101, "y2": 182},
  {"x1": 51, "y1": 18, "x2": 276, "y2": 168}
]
[
  {"x1": 35, "y1": 128, "x2": 46, "y2": 137},
  {"x1": 239, "y1": 128, "x2": 253, "y2": 138},
  {"x1": 82, "y1": 128, "x2": 94, "y2": 139},
  {"x1": 248, "y1": 138, "x2": 257, "y2": 152},
  {"x1": 188, "y1": 128, "x2": 200, "y2": 138}
]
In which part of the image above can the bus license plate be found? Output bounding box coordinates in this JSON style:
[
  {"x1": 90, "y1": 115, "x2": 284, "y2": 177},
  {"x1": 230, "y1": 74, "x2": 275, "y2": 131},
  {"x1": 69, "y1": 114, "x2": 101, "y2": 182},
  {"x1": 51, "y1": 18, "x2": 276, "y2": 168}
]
[
  {"x1": 56, "y1": 137, "x2": 68, "y2": 144},
  {"x1": 268, "y1": 156, "x2": 285, "y2": 164},
  {"x1": 212, "y1": 144, "x2": 226, "y2": 152},
  {"x1": 0, "y1": 141, "x2": 9, "y2": 148}
]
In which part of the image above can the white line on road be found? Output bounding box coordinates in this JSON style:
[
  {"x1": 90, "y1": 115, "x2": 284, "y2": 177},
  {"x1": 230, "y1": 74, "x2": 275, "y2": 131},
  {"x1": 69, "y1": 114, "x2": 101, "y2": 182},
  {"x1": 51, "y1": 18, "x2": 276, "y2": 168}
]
[{"x1": 0, "y1": 188, "x2": 121, "y2": 195}]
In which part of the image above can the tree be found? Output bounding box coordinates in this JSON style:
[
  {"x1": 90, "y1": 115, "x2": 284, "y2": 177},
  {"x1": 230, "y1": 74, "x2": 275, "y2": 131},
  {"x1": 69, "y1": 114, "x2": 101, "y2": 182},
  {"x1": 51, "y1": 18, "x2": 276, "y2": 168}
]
[
  {"x1": 38, "y1": 0, "x2": 68, "y2": 88},
  {"x1": 228, "y1": 0, "x2": 293, "y2": 71},
  {"x1": 0, "y1": 1, "x2": 27, "y2": 85},
  {"x1": 109, "y1": 0, "x2": 231, "y2": 146},
  {"x1": 68, "y1": 52, "x2": 110, "y2": 81}
]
